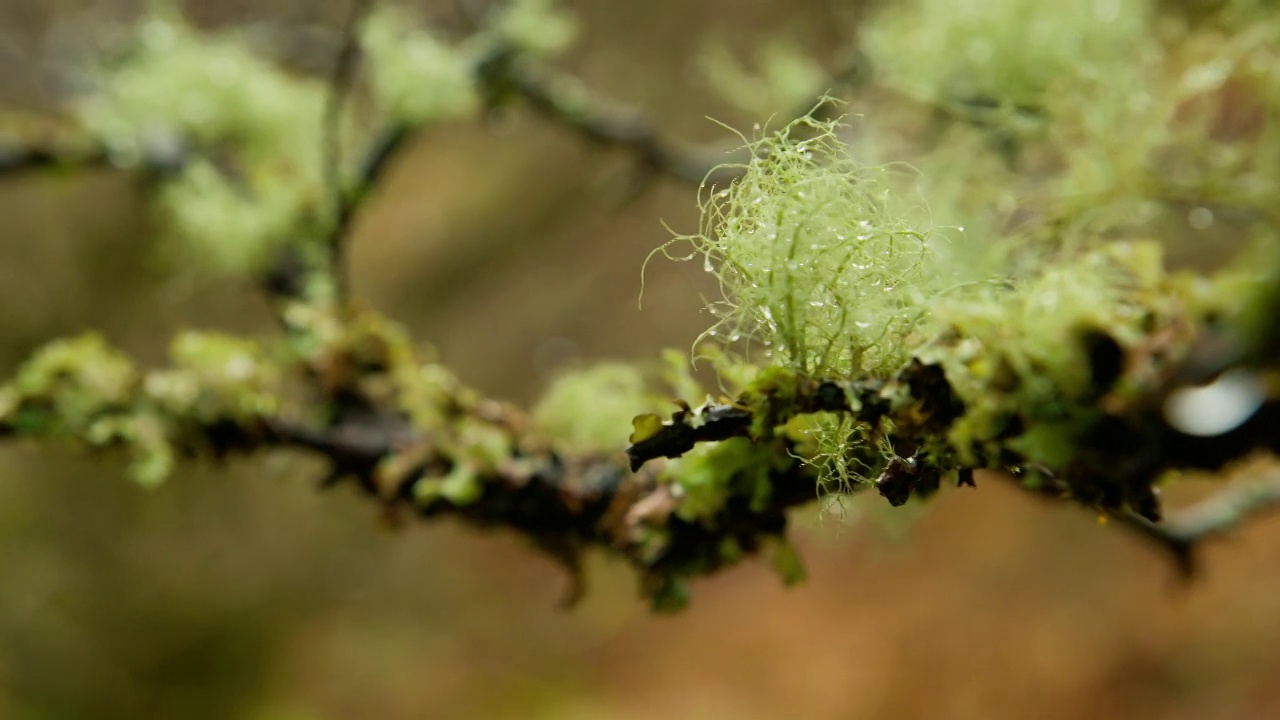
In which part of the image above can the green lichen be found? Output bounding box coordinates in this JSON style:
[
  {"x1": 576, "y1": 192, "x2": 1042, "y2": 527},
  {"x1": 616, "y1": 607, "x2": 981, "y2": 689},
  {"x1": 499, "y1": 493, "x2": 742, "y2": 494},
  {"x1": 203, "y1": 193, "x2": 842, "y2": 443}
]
[
  {"x1": 669, "y1": 114, "x2": 941, "y2": 380},
  {"x1": 415, "y1": 462, "x2": 484, "y2": 506},
  {"x1": 533, "y1": 362, "x2": 666, "y2": 454},
  {"x1": 152, "y1": 331, "x2": 281, "y2": 423},
  {"x1": 78, "y1": 13, "x2": 327, "y2": 274},
  {"x1": 0, "y1": 331, "x2": 291, "y2": 488},
  {"x1": 662, "y1": 436, "x2": 787, "y2": 522},
  {"x1": 493, "y1": 0, "x2": 580, "y2": 56},
  {"x1": 9, "y1": 334, "x2": 137, "y2": 437},
  {"x1": 361, "y1": 7, "x2": 481, "y2": 126},
  {"x1": 862, "y1": 0, "x2": 1154, "y2": 111},
  {"x1": 920, "y1": 242, "x2": 1194, "y2": 468},
  {"x1": 697, "y1": 39, "x2": 827, "y2": 117}
]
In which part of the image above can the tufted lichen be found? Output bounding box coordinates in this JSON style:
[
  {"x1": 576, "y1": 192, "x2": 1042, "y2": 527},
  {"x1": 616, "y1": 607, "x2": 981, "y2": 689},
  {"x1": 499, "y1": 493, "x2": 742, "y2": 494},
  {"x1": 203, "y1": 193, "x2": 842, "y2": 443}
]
[{"x1": 668, "y1": 113, "x2": 943, "y2": 381}]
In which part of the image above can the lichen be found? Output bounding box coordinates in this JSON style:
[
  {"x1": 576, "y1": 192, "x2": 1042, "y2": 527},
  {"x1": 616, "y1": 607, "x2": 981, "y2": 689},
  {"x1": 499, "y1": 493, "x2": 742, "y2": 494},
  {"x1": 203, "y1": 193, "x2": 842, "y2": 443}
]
[
  {"x1": 0, "y1": 331, "x2": 289, "y2": 488},
  {"x1": 533, "y1": 362, "x2": 666, "y2": 454},
  {"x1": 360, "y1": 7, "x2": 481, "y2": 126},
  {"x1": 667, "y1": 113, "x2": 942, "y2": 380},
  {"x1": 697, "y1": 39, "x2": 827, "y2": 117},
  {"x1": 661, "y1": 436, "x2": 786, "y2": 522},
  {"x1": 862, "y1": 0, "x2": 1154, "y2": 112},
  {"x1": 77, "y1": 13, "x2": 327, "y2": 274}
]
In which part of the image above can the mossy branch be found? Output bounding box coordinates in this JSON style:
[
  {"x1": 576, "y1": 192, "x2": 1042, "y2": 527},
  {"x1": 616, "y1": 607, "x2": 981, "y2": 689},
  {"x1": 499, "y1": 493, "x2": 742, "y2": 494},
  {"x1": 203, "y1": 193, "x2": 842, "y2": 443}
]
[
  {"x1": 7, "y1": 0, "x2": 1280, "y2": 613},
  {"x1": 0, "y1": 327, "x2": 820, "y2": 612}
]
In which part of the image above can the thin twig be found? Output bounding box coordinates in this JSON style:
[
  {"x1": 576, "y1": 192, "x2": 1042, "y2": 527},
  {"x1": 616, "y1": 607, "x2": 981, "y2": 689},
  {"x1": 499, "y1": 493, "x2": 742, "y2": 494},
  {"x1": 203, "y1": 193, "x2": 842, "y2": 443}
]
[
  {"x1": 0, "y1": 140, "x2": 188, "y2": 179},
  {"x1": 1123, "y1": 472, "x2": 1280, "y2": 577},
  {"x1": 322, "y1": 0, "x2": 375, "y2": 298},
  {"x1": 504, "y1": 59, "x2": 736, "y2": 186}
]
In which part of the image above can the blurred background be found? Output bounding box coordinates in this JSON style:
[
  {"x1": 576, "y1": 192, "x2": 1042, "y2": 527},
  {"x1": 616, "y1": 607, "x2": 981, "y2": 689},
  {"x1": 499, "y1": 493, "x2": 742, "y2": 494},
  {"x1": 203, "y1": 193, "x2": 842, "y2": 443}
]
[{"x1": 3, "y1": 1, "x2": 1280, "y2": 718}]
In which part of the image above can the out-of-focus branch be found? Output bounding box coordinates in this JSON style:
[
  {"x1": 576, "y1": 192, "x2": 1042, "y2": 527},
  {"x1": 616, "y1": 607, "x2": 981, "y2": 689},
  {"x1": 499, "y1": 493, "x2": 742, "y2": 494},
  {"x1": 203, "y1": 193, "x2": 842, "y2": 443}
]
[
  {"x1": 498, "y1": 58, "x2": 738, "y2": 186},
  {"x1": 322, "y1": 0, "x2": 375, "y2": 298},
  {"x1": 626, "y1": 339, "x2": 1280, "y2": 577},
  {"x1": 0, "y1": 139, "x2": 188, "y2": 179},
  {"x1": 490, "y1": 47, "x2": 872, "y2": 191},
  {"x1": 1122, "y1": 472, "x2": 1280, "y2": 577}
]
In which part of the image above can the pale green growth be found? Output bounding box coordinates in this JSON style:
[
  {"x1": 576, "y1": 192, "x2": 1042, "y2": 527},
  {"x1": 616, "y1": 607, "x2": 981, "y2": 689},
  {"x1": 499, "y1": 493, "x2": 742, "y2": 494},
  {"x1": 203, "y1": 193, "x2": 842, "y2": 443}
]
[
  {"x1": 768, "y1": 537, "x2": 807, "y2": 586},
  {"x1": 0, "y1": 331, "x2": 291, "y2": 488},
  {"x1": 415, "y1": 463, "x2": 484, "y2": 506},
  {"x1": 494, "y1": 0, "x2": 580, "y2": 56},
  {"x1": 77, "y1": 14, "x2": 326, "y2": 274},
  {"x1": 862, "y1": 0, "x2": 1154, "y2": 110},
  {"x1": 662, "y1": 437, "x2": 783, "y2": 522},
  {"x1": 697, "y1": 40, "x2": 827, "y2": 117},
  {"x1": 677, "y1": 114, "x2": 936, "y2": 379},
  {"x1": 921, "y1": 241, "x2": 1188, "y2": 467},
  {"x1": 10, "y1": 334, "x2": 137, "y2": 434},
  {"x1": 361, "y1": 7, "x2": 481, "y2": 126},
  {"x1": 150, "y1": 332, "x2": 281, "y2": 423},
  {"x1": 158, "y1": 160, "x2": 312, "y2": 272},
  {"x1": 783, "y1": 411, "x2": 872, "y2": 488},
  {"x1": 533, "y1": 363, "x2": 666, "y2": 453}
]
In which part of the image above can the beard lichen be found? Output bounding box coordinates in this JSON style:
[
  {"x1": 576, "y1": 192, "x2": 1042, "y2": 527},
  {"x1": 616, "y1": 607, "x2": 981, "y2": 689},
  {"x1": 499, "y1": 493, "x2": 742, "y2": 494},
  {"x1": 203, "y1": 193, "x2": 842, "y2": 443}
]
[
  {"x1": 657, "y1": 110, "x2": 1206, "y2": 509},
  {"x1": 669, "y1": 115, "x2": 942, "y2": 381}
]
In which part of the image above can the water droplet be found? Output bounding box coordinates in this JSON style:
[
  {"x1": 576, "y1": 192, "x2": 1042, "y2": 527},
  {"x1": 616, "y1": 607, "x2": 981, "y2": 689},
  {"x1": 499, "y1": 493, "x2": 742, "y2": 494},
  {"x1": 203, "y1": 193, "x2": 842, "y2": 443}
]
[
  {"x1": 809, "y1": 300, "x2": 825, "y2": 308},
  {"x1": 1164, "y1": 369, "x2": 1265, "y2": 436}
]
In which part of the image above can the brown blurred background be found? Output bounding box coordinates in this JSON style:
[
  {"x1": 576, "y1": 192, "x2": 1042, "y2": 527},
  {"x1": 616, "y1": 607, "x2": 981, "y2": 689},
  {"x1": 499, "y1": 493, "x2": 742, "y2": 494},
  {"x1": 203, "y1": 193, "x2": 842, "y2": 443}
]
[{"x1": 3, "y1": 1, "x2": 1280, "y2": 718}]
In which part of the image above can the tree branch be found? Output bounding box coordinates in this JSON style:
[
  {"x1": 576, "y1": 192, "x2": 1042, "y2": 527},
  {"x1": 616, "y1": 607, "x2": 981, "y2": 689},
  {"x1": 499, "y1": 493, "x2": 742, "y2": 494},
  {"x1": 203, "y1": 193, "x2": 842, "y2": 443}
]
[
  {"x1": 321, "y1": 0, "x2": 375, "y2": 298},
  {"x1": 1121, "y1": 472, "x2": 1280, "y2": 577}
]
